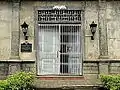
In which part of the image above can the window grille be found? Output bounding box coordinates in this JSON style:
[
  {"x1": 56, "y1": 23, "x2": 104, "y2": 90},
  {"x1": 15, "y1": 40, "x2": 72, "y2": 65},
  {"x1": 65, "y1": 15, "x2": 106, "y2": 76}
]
[
  {"x1": 38, "y1": 10, "x2": 81, "y2": 23},
  {"x1": 37, "y1": 9, "x2": 82, "y2": 75}
]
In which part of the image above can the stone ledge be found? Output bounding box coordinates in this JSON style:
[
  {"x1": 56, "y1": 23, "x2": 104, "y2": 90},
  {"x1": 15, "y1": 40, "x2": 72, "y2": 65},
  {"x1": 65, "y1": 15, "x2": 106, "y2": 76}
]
[
  {"x1": 36, "y1": 76, "x2": 84, "y2": 80},
  {"x1": 84, "y1": 59, "x2": 120, "y2": 63},
  {"x1": 0, "y1": 59, "x2": 35, "y2": 62},
  {"x1": 36, "y1": 76, "x2": 84, "y2": 78},
  {"x1": 34, "y1": 78, "x2": 101, "y2": 88},
  {"x1": 62, "y1": 84, "x2": 103, "y2": 89},
  {"x1": 0, "y1": 59, "x2": 119, "y2": 62}
]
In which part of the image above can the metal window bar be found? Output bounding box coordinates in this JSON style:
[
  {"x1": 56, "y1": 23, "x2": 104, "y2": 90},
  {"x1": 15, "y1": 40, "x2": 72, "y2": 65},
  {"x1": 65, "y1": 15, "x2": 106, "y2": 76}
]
[
  {"x1": 37, "y1": 8, "x2": 82, "y2": 75},
  {"x1": 38, "y1": 24, "x2": 82, "y2": 75}
]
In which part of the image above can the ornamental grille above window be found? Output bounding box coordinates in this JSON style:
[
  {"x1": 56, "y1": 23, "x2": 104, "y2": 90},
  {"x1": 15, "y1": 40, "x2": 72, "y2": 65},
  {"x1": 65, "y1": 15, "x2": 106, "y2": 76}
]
[{"x1": 38, "y1": 10, "x2": 81, "y2": 23}]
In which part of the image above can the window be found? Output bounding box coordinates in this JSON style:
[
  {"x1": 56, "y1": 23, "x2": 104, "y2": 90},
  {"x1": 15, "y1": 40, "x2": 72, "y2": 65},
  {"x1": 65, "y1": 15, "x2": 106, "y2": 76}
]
[{"x1": 37, "y1": 9, "x2": 83, "y2": 75}]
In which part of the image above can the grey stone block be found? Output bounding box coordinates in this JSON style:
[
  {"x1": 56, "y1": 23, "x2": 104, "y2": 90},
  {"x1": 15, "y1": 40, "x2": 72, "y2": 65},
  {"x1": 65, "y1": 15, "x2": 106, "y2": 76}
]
[
  {"x1": 83, "y1": 63, "x2": 99, "y2": 74},
  {"x1": 0, "y1": 63, "x2": 8, "y2": 76},
  {"x1": 109, "y1": 63, "x2": 120, "y2": 74},
  {"x1": 8, "y1": 63, "x2": 21, "y2": 75},
  {"x1": 21, "y1": 63, "x2": 35, "y2": 73}
]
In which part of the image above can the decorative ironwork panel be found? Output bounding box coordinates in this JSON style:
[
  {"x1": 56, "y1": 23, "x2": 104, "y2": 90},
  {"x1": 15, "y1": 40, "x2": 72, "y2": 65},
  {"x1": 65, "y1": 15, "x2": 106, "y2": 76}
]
[{"x1": 38, "y1": 10, "x2": 81, "y2": 23}]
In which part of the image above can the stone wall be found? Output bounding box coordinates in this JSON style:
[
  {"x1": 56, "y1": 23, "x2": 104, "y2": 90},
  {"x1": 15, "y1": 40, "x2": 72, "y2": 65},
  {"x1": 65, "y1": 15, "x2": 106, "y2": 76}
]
[
  {"x1": 0, "y1": 0, "x2": 120, "y2": 89},
  {"x1": 16, "y1": 0, "x2": 120, "y2": 60},
  {"x1": 0, "y1": 63, "x2": 8, "y2": 79},
  {"x1": 19, "y1": 1, "x2": 100, "y2": 60},
  {"x1": 1, "y1": 1, "x2": 120, "y2": 60},
  {"x1": 0, "y1": 1, "x2": 100, "y2": 60},
  {"x1": 83, "y1": 62, "x2": 99, "y2": 74}
]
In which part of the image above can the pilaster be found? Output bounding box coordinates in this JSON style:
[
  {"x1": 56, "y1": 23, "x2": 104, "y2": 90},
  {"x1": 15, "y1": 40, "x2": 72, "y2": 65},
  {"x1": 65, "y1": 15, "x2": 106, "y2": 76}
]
[
  {"x1": 10, "y1": 0, "x2": 21, "y2": 59},
  {"x1": 98, "y1": 0, "x2": 108, "y2": 59},
  {"x1": 9, "y1": 0, "x2": 21, "y2": 74}
]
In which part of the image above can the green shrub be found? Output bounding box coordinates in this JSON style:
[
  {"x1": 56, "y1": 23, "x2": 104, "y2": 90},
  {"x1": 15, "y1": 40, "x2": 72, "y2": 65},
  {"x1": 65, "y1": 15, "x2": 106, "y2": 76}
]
[
  {"x1": 0, "y1": 71, "x2": 35, "y2": 90},
  {"x1": 100, "y1": 74, "x2": 120, "y2": 90},
  {"x1": 0, "y1": 80, "x2": 9, "y2": 90}
]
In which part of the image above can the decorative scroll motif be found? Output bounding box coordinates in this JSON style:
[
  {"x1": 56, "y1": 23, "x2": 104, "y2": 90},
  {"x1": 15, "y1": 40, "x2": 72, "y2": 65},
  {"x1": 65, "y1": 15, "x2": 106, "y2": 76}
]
[
  {"x1": 38, "y1": 10, "x2": 81, "y2": 23},
  {"x1": 53, "y1": 5, "x2": 67, "y2": 10}
]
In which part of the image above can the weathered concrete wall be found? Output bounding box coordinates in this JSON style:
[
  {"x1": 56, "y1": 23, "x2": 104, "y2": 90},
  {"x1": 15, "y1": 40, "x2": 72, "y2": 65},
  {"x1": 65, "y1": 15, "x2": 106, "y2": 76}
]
[
  {"x1": 0, "y1": 1, "x2": 120, "y2": 61},
  {"x1": 106, "y1": 1, "x2": 120, "y2": 59},
  {"x1": 19, "y1": 1, "x2": 99, "y2": 60},
  {"x1": 0, "y1": 63, "x2": 8, "y2": 79},
  {"x1": 0, "y1": 1, "x2": 104, "y2": 60},
  {"x1": 84, "y1": 1, "x2": 99, "y2": 59},
  {"x1": 20, "y1": 1, "x2": 36, "y2": 60},
  {"x1": 109, "y1": 62, "x2": 120, "y2": 74},
  {"x1": 0, "y1": 1, "x2": 11, "y2": 59},
  {"x1": 1, "y1": 0, "x2": 120, "y2": 89}
]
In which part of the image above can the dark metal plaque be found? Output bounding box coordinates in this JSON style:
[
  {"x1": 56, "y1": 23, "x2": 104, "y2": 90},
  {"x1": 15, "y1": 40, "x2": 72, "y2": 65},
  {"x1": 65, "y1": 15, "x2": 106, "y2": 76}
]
[{"x1": 21, "y1": 43, "x2": 32, "y2": 52}]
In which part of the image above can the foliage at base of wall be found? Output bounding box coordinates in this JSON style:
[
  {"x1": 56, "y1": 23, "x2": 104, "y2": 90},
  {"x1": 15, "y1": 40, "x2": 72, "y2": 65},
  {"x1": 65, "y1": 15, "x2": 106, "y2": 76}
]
[
  {"x1": 0, "y1": 71, "x2": 35, "y2": 90},
  {"x1": 100, "y1": 74, "x2": 120, "y2": 90}
]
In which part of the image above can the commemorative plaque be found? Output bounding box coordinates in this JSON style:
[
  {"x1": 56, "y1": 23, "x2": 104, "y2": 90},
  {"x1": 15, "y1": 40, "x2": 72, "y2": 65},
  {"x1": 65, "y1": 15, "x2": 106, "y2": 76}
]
[{"x1": 21, "y1": 42, "x2": 32, "y2": 52}]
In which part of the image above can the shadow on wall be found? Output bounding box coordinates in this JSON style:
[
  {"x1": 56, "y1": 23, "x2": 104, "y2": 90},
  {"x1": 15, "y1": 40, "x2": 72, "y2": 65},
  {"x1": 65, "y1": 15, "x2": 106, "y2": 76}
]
[
  {"x1": 35, "y1": 89, "x2": 64, "y2": 90},
  {"x1": 98, "y1": 87, "x2": 109, "y2": 90},
  {"x1": 35, "y1": 87, "x2": 110, "y2": 90}
]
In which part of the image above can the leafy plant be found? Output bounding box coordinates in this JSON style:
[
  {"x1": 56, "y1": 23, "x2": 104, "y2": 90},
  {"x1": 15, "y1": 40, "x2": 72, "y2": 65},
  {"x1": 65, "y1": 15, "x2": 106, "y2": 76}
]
[
  {"x1": 100, "y1": 74, "x2": 120, "y2": 90},
  {"x1": 0, "y1": 80, "x2": 9, "y2": 90},
  {"x1": 0, "y1": 71, "x2": 35, "y2": 90}
]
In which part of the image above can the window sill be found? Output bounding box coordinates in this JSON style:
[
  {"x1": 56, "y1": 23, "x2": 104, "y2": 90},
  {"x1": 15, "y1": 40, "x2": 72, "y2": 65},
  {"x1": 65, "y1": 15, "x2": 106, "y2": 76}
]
[{"x1": 36, "y1": 75, "x2": 84, "y2": 80}]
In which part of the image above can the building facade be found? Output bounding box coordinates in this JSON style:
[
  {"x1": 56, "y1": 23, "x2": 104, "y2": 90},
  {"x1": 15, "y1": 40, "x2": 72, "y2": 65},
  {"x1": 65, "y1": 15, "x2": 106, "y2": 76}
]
[{"x1": 0, "y1": 0, "x2": 120, "y2": 90}]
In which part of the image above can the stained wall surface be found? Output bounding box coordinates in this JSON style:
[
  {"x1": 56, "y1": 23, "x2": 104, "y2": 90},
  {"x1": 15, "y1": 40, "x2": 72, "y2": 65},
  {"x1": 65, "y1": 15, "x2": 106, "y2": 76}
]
[
  {"x1": 19, "y1": 1, "x2": 99, "y2": 60},
  {"x1": 0, "y1": 0, "x2": 120, "y2": 89},
  {"x1": 0, "y1": 1, "x2": 11, "y2": 59}
]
